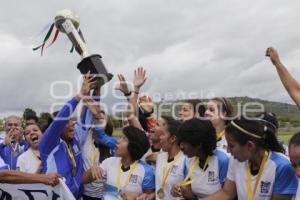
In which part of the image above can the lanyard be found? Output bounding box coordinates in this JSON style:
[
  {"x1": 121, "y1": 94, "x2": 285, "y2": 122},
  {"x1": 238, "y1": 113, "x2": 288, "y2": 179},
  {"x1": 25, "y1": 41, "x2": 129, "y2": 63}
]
[
  {"x1": 217, "y1": 130, "x2": 225, "y2": 140},
  {"x1": 246, "y1": 151, "x2": 269, "y2": 200},
  {"x1": 180, "y1": 155, "x2": 210, "y2": 186},
  {"x1": 31, "y1": 148, "x2": 41, "y2": 162},
  {"x1": 11, "y1": 143, "x2": 19, "y2": 156},
  {"x1": 117, "y1": 160, "x2": 139, "y2": 192},
  {"x1": 63, "y1": 141, "x2": 76, "y2": 168},
  {"x1": 90, "y1": 138, "x2": 99, "y2": 166},
  {"x1": 160, "y1": 151, "x2": 182, "y2": 189}
]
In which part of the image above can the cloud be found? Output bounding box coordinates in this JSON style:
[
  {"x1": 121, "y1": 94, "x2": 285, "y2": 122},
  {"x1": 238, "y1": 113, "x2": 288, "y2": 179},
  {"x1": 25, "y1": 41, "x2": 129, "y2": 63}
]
[{"x1": 1, "y1": 0, "x2": 300, "y2": 116}]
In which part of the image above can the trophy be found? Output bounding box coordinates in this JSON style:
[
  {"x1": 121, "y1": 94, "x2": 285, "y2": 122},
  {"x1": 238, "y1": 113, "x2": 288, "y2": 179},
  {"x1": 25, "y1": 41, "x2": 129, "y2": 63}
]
[{"x1": 54, "y1": 9, "x2": 113, "y2": 85}]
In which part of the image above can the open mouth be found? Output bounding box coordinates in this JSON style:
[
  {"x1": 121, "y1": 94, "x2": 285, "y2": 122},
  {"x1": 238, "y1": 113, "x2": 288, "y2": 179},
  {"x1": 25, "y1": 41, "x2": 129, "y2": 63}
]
[{"x1": 31, "y1": 135, "x2": 39, "y2": 143}]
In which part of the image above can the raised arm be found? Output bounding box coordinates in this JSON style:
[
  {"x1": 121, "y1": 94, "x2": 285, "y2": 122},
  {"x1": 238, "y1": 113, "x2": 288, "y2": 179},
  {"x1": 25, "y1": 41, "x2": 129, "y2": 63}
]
[
  {"x1": 116, "y1": 67, "x2": 147, "y2": 129},
  {"x1": 39, "y1": 73, "x2": 96, "y2": 155},
  {"x1": 83, "y1": 97, "x2": 117, "y2": 149},
  {"x1": 266, "y1": 47, "x2": 300, "y2": 107}
]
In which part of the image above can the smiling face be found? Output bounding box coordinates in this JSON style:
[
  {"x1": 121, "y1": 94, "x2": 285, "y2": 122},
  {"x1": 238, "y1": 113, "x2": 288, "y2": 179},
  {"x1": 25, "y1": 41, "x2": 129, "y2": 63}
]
[
  {"x1": 158, "y1": 118, "x2": 176, "y2": 152},
  {"x1": 178, "y1": 103, "x2": 194, "y2": 121},
  {"x1": 61, "y1": 120, "x2": 75, "y2": 142},
  {"x1": 205, "y1": 100, "x2": 227, "y2": 127},
  {"x1": 116, "y1": 134, "x2": 130, "y2": 158},
  {"x1": 149, "y1": 118, "x2": 166, "y2": 145},
  {"x1": 24, "y1": 124, "x2": 43, "y2": 149}
]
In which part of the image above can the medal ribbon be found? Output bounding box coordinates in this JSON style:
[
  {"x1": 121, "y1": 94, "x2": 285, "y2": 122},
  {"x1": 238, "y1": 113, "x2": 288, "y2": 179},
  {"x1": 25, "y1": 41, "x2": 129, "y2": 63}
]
[
  {"x1": 11, "y1": 143, "x2": 19, "y2": 156},
  {"x1": 63, "y1": 141, "x2": 77, "y2": 174},
  {"x1": 246, "y1": 151, "x2": 269, "y2": 200},
  {"x1": 217, "y1": 130, "x2": 225, "y2": 140},
  {"x1": 180, "y1": 155, "x2": 210, "y2": 186},
  {"x1": 91, "y1": 138, "x2": 99, "y2": 166},
  {"x1": 31, "y1": 148, "x2": 41, "y2": 163},
  {"x1": 117, "y1": 160, "x2": 138, "y2": 193},
  {"x1": 160, "y1": 151, "x2": 182, "y2": 189}
]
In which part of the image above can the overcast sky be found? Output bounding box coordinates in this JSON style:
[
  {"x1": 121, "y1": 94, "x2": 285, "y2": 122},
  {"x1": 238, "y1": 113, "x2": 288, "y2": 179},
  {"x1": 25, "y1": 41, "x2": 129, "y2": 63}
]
[{"x1": 1, "y1": 0, "x2": 300, "y2": 117}]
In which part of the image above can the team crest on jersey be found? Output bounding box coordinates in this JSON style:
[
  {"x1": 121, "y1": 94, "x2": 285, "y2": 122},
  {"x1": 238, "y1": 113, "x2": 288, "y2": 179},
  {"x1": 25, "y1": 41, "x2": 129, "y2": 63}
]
[
  {"x1": 171, "y1": 165, "x2": 178, "y2": 174},
  {"x1": 260, "y1": 181, "x2": 271, "y2": 194},
  {"x1": 129, "y1": 174, "x2": 138, "y2": 183},
  {"x1": 208, "y1": 171, "x2": 216, "y2": 182}
]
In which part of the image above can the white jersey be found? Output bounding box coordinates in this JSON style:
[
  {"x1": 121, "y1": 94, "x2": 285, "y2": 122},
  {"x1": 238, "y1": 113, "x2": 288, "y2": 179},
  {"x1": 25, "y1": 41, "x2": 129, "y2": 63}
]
[
  {"x1": 216, "y1": 135, "x2": 228, "y2": 153},
  {"x1": 155, "y1": 151, "x2": 187, "y2": 200},
  {"x1": 141, "y1": 147, "x2": 162, "y2": 171},
  {"x1": 188, "y1": 150, "x2": 229, "y2": 198},
  {"x1": 100, "y1": 157, "x2": 155, "y2": 200},
  {"x1": 293, "y1": 179, "x2": 300, "y2": 200},
  {"x1": 82, "y1": 131, "x2": 103, "y2": 198},
  {"x1": 227, "y1": 151, "x2": 298, "y2": 200},
  {"x1": 16, "y1": 148, "x2": 40, "y2": 173}
]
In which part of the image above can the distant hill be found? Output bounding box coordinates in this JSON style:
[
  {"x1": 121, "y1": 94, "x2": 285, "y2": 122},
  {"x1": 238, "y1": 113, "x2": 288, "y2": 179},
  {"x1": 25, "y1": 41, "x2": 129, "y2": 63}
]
[{"x1": 155, "y1": 96, "x2": 300, "y2": 129}]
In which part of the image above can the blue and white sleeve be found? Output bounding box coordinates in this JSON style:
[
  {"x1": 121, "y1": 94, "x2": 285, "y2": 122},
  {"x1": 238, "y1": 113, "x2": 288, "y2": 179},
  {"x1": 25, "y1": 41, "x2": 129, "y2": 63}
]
[
  {"x1": 273, "y1": 161, "x2": 298, "y2": 195},
  {"x1": 216, "y1": 150, "x2": 229, "y2": 185},
  {"x1": 39, "y1": 97, "x2": 79, "y2": 155},
  {"x1": 142, "y1": 163, "x2": 155, "y2": 191},
  {"x1": 95, "y1": 127, "x2": 117, "y2": 149}
]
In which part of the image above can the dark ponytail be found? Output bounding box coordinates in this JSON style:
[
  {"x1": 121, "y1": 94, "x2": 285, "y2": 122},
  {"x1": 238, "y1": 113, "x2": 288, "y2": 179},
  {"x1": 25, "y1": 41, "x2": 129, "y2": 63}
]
[{"x1": 226, "y1": 116, "x2": 285, "y2": 154}]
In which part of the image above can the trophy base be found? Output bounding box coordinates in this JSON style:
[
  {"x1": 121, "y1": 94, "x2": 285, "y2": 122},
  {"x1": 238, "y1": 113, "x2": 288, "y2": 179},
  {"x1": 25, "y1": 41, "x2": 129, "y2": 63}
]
[{"x1": 77, "y1": 54, "x2": 113, "y2": 86}]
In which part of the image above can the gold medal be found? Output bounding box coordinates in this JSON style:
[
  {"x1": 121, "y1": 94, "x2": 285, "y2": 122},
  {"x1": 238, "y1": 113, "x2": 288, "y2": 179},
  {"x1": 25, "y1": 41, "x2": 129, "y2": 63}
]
[{"x1": 157, "y1": 188, "x2": 165, "y2": 199}]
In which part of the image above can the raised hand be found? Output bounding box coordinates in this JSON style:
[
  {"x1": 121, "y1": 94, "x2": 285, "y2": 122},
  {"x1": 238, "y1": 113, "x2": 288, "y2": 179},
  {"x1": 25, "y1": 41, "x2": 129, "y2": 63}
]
[
  {"x1": 77, "y1": 71, "x2": 97, "y2": 100},
  {"x1": 266, "y1": 47, "x2": 281, "y2": 66},
  {"x1": 83, "y1": 97, "x2": 107, "y2": 127},
  {"x1": 115, "y1": 74, "x2": 130, "y2": 95},
  {"x1": 133, "y1": 67, "x2": 147, "y2": 90},
  {"x1": 139, "y1": 95, "x2": 153, "y2": 113}
]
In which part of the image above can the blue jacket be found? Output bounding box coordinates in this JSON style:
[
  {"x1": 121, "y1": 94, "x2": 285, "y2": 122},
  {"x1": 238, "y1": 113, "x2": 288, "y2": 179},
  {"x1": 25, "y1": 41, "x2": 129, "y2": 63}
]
[
  {"x1": 39, "y1": 97, "x2": 85, "y2": 198},
  {"x1": 0, "y1": 141, "x2": 29, "y2": 170},
  {"x1": 95, "y1": 127, "x2": 117, "y2": 151}
]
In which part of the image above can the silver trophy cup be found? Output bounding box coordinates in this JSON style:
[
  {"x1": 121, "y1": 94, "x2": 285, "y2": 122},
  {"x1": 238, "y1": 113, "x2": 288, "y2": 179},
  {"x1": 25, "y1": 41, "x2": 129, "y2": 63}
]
[{"x1": 55, "y1": 9, "x2": 113, "y2": 85}]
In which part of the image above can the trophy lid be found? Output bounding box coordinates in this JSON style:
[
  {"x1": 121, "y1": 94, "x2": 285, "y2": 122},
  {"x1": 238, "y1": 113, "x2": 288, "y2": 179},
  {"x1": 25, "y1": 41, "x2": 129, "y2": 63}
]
[{"x1": 55, "y1": 9, "x2": 80, "y2": 32}]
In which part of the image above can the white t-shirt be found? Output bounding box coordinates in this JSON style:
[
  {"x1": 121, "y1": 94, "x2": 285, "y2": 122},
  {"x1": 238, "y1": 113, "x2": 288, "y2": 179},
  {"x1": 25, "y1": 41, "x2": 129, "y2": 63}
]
[
  {"x1": 227, "y1": 151, "x2": 298, "y2": 200},
  {"x1": 216, "y1": 135, "x2": 228, "y2": 154},
  {"x1": 100, "y1": 157, "x2": 155, "y2": 200},
  {"x1": 141, "y1": 147, "x2": 162, "y2": 171},
  {"x1": 293, "y1": 179, "x2": 300, "y2": 200},
  {"x1": 155, "y1": 151, "x2": 187, "y2": 200},
  {"x1": 16, "y1": 148, "x2": 40, "y2": 173},
  {"x1": 82, "y1": 131, "x2": 103, "y2": 198},
  {"x1": 187, "y1": 150, "x2": 229, "y2": 198}
]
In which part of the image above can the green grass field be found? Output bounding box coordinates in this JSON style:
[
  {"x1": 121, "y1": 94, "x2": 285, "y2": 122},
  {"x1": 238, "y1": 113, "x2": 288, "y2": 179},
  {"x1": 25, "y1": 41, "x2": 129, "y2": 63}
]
[
  {"x1": 278, "y1": 133, "x2": 294, "y2": 145},
  {"x1": 113, "y1": 128, "x2": 295, "y2": 145}
]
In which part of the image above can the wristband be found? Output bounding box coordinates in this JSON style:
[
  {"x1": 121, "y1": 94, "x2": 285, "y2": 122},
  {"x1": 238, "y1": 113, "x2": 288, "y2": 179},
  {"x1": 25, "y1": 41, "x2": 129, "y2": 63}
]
[{"x1": 124, "y1": 91, "x2": 132, "y2": 97}]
